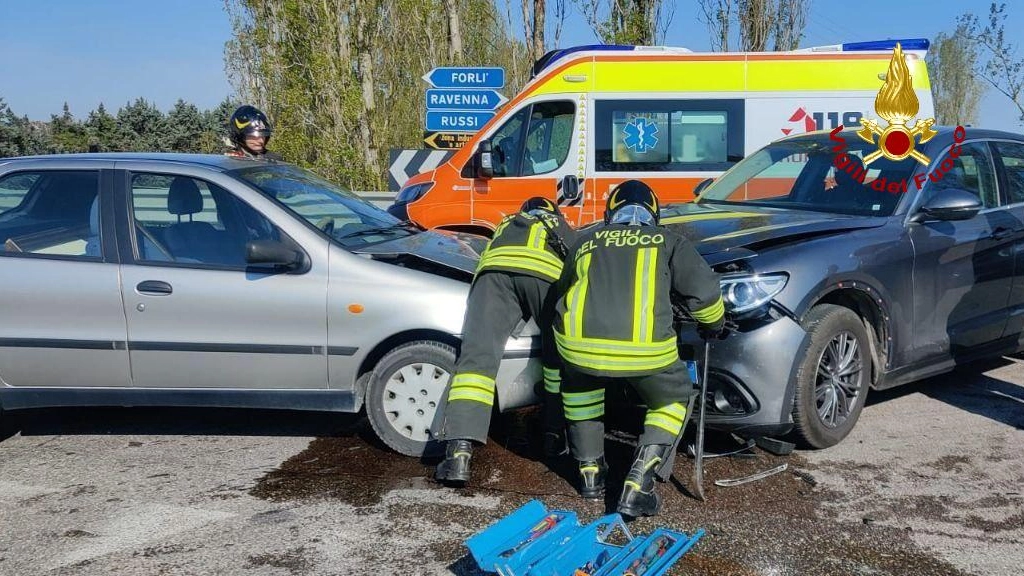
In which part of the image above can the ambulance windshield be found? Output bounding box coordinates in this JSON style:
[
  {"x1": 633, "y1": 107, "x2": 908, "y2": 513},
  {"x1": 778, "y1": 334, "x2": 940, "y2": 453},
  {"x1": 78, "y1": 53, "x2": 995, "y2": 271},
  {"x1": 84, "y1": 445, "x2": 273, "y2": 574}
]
[{"x1": 696, "y1": 134, "x2": 917, "y2": 217}]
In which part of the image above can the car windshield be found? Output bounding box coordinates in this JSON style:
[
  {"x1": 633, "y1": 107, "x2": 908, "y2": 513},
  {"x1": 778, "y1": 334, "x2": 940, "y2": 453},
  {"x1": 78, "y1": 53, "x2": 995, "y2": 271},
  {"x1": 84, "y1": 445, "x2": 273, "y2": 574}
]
[
  {"x1": 695, "y1": 133, "x2": 917, "y2": 217},
  {"x1": 231, "y1": 164, "x2": 417, "y2": 248}
]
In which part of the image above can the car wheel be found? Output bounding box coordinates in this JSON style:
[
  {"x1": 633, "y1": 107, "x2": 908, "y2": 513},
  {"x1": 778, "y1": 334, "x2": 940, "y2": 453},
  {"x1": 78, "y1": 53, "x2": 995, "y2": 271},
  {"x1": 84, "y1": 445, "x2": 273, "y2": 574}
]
[
  {"x1": 365, "y1": 340, "x2": 455, "y2": 456},
  {"x1": 791, "y1": 304, "x2": 871, "y2": 449}
]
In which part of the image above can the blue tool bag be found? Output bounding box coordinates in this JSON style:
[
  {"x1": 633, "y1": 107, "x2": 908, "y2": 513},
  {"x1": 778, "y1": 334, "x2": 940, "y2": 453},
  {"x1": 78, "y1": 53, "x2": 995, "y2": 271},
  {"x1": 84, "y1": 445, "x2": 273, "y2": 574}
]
[{"x1": 466, "y1": 500, "x2": 704, "y2": 576}]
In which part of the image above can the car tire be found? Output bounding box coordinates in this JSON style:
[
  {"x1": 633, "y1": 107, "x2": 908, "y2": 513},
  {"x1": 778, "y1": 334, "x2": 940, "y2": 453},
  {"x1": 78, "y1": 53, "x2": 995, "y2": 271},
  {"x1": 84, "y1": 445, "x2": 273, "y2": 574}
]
[
  {"x1": 791, "y1": 304, "x2": 871, "y2": 449},
  {"x1": 365, "y1": 340, "x2": 455, "y2": 457}
]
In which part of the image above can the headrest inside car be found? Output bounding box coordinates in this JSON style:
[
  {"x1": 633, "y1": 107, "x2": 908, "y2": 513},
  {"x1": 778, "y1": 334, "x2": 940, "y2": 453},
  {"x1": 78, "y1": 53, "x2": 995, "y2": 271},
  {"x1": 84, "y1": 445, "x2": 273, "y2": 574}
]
[{"x1": 167, "y1": 177, "x2": 203, "y2": 216}]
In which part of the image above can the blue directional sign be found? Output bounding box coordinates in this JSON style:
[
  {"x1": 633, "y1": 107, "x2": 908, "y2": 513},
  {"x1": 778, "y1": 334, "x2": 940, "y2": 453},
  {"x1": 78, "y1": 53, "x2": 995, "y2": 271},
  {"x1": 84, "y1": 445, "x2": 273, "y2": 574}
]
[
  {"x1": 426, "y1": 89, "x2": 508, "y2": 111},
  {"x1": 426, "y1": 110, "x2": 496, "y2": 133},
  {"x1": 423, "y1": 67, "x2": 505, "y2": 89}
]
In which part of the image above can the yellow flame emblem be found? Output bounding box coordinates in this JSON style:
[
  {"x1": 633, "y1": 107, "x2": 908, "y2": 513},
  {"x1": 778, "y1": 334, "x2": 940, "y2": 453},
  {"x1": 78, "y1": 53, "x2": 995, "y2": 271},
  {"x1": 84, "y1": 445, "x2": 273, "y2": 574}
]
[{"x1": 856, "y1": 43, "x2": 937, "y2": 165}]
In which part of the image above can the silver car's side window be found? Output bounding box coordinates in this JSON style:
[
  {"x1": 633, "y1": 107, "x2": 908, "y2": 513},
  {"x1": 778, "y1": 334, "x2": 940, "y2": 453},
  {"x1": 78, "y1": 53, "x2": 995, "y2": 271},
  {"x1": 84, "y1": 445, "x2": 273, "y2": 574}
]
[
  {"x1": 130, "y1": 173, "x2": 281, "y2": 268},
  {"x1": 0, "y1": 170, "x2": 102, "y2": 258}
]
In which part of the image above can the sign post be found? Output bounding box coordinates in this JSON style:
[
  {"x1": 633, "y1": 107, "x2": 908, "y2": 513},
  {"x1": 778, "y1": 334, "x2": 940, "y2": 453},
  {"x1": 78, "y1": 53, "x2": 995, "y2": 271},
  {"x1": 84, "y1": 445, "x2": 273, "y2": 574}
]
[{"x1": 423, "y1": 66, "x2": 506, "y2": 150}]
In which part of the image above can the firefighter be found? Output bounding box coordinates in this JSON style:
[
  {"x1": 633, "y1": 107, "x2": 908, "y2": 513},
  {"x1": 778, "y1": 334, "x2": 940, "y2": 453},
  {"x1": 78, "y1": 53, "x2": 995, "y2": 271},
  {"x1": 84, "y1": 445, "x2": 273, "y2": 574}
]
[
  {"x1": 434, "y1": 197, "x2": 576, "y2": 485},
  {"x1": 554, "y1": 180, "x2": 727, "y2": 518},
  {"x1": 226, "y1": 105, "x2": 282, "y2": 160}
]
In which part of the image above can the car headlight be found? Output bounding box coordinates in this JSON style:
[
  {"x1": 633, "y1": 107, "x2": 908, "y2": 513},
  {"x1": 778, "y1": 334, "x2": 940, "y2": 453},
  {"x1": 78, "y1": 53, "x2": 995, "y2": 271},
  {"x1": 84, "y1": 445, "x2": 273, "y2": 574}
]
[
  {"x1": 720, "y1": 273, "x2": 788, "y2": 313},
  {"x1": 396, "y1": 182, "x2": 433, "y2": 203}
]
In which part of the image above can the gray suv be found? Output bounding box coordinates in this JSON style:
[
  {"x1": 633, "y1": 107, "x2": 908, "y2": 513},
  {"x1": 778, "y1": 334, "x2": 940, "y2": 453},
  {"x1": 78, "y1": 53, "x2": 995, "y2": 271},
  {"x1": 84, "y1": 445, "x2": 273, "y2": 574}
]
[
  {"x1": 664, "y1": 126, "x2": 1024, "y2": 448},
  {"x1": 0, "y1": 154, "x2": 539, "y2": 456}
]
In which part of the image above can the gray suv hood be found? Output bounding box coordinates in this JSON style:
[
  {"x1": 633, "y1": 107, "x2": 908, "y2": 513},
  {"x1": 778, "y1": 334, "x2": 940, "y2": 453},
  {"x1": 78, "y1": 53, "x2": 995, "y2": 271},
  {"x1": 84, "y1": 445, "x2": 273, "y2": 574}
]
[{"x1": 662, "y1": 203, "x2": 887, "y2": 264}]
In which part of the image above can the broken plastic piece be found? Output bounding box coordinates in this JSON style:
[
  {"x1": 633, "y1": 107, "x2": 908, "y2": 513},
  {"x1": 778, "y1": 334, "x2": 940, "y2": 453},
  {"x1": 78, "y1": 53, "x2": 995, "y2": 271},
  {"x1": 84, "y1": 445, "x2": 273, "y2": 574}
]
[
  {"x1": 754, "y1": 436, "x2": 795, "y2": 455},
  {"x1": 714, "y1": 463, "x2": 788, "y2": 487}
]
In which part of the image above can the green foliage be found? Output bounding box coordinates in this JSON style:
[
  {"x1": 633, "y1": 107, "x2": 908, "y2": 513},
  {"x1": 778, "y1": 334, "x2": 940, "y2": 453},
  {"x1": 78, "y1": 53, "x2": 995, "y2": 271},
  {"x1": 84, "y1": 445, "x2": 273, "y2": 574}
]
[
  {"x1": 927, "y1": 25, "x2": 985, "y2": 126},
  {"x1": 225, "y1": 0, "x2": 530, "y2": 190},
  {"x1": 85, "y1": 103, "x2": 118, "y2": 152},
  {"x1": 0, "y1": 98, "x2": 48, "y2": 157},
  {"x1": 0, "y1": 96, "x2": 243, "y2": 159},
  {"x1": 50, "y1": 103, "x2": 89, "y2": 153}
]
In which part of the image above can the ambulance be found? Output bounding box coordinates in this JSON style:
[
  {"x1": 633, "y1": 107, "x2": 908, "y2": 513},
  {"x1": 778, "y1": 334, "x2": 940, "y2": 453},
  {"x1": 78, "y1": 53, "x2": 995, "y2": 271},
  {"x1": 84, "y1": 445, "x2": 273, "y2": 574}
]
[{"x1": 389, "y1": 39, "x2": 935, "y2": 234}]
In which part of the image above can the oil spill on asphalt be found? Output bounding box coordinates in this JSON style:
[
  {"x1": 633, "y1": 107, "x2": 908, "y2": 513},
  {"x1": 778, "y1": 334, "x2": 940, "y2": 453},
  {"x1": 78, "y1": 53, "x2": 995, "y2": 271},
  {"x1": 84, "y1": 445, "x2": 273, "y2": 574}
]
[{"x1": 252, "y1": 409, "x2": 968, "y2": 575}]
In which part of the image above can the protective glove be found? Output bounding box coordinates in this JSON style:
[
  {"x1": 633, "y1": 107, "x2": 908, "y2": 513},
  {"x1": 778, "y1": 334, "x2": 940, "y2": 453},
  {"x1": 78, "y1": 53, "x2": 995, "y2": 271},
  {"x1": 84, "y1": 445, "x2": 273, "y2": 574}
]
[{"x1": 698, "y1": 321, "x2": 733, "y2": 341}]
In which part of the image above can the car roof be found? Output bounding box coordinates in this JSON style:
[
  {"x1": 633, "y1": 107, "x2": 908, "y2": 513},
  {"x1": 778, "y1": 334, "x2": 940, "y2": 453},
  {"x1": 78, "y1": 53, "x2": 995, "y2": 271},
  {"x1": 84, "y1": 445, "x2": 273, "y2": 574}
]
[
  {"x1": 0, "y1": 152, "x2": 264, "y2": 171},
  {"x1": 777, "y1": 125, "x2": 1024, "y2": 143}
]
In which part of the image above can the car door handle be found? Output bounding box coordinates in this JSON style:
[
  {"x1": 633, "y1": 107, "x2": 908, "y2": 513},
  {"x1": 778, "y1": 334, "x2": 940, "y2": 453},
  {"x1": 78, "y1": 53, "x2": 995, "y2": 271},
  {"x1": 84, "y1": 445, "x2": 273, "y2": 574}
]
[
  {"x1": 991, "y1": 227, "x2": 1015, "y2": 241},
  {"x1": 136, "y1": 280, "x2": 173, "y2": 295}
]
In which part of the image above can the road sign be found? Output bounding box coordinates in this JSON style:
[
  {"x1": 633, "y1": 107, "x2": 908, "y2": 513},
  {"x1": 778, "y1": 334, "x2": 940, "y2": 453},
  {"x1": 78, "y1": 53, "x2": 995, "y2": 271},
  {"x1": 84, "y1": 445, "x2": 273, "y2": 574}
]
[
  {"x1": 425, "y1": 88, "x2": 508, "y2": 111},
  {"x1": 388, "y1": 149, "x2": 454, "y2": 191},
  {"x1": 426, "y1": 110, "x2": 495, "y2": 133},
  {"x1": 424, "y1": 131, "x2": 473, "y2": 150},
  {"x1": 423, "y1": 67, "x2": 505, "y2": 89}
]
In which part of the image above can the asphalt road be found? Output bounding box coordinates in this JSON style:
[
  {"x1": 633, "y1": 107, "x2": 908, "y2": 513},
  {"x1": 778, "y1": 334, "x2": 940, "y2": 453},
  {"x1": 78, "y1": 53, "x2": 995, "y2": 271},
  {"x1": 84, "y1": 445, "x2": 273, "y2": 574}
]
[{"x1": 0, "y1": 355, "x2": 1022, "y2": 576}]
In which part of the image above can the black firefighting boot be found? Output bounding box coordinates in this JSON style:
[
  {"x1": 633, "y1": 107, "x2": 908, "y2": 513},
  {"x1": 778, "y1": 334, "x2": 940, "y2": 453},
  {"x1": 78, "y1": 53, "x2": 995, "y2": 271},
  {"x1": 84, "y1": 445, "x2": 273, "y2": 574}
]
[
  {"x1": 617, "y1": 444, "x2": 670, "y2": 518},
  {"x1": 435, "y1": 439, "x2": 473, "y2": 486},
  {"x1": 577, "y1": 456, "x2": 608, "y2": 500}
]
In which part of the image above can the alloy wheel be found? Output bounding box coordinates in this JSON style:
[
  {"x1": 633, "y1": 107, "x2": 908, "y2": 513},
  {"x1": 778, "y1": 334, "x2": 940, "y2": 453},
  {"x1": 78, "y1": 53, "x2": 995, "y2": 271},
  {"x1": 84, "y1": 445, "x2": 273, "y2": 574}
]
[{"x1": 814, "y1": 330, "x2": 864, "y2": 429}]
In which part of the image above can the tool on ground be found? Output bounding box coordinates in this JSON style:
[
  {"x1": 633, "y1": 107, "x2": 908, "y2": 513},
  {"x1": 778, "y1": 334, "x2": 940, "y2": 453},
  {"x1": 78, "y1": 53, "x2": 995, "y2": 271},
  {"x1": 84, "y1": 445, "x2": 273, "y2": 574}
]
[
  {"x1": 714, "y1": 463, "x2": 789, "y2": 487},
  {"x1": 692, "y1": 337, "x2": 710, "y2": 501},
  {"x1": 466, "y1": 499, "x2": 704, "y2": 576}
]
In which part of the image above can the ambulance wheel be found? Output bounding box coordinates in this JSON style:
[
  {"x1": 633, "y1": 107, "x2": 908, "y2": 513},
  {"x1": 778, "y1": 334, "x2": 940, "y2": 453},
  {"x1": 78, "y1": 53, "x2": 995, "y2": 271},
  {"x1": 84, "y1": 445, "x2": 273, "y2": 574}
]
[
  {"x1": 791, "y1": 304, "x2": 870, "y2": 449},
  {"x1": 366, "y1": 340, "x2": 455, "y2": 457}
]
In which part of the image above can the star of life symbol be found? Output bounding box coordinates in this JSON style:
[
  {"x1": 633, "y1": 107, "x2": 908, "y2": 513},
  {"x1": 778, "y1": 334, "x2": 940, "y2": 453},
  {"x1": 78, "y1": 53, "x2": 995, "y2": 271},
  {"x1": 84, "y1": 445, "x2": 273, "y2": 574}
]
[{"x1": 623, "y1": 117, "x2": 659, "y2": 153}]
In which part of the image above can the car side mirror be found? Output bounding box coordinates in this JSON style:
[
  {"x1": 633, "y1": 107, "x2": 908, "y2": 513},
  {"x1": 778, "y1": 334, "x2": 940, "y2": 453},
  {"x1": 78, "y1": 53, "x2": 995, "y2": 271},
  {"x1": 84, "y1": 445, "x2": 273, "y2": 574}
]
[
  {"x1": 475, "y1": 139, "x2": 494, "y2": 180},
  {"x1": 246, "y1": 239, "x2": 306, "y2": 272},
  {"x1": 693, "y1": 178, "x2": 714, "y2": 197},
  {"x1": 911, "y1": 188, "x2": 983, "y2": 223},
  {"x1": 562, "y1": 174, "x2": 581, "y2": 202}
]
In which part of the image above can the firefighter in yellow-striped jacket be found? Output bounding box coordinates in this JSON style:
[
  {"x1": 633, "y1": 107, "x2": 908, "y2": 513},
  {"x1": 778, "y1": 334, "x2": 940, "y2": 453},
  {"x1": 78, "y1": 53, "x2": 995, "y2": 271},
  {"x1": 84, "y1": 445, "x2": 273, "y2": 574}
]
[
  {"x1": 554, "y1": 180, "x2": 726, "y2": 518},
  {"x1": 434, "y1": 197, "x2": 575, "y2": 486}
]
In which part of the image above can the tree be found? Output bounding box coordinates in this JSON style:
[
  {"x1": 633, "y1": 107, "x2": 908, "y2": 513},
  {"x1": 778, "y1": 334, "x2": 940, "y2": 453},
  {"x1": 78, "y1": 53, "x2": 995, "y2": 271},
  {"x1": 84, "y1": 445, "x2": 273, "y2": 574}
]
[
  {"x1": 771, "y1": 0, "x2": 807, "y2": 51},
  {"x1": 575, "y1": 0, "x2": 671, "y2": 45},
  {"x1": 84, "y1": 103, "x2": 119, "y2": 152},
  {"x1": 698, "y1": 0, "x2": 808, "y2": 52},
  {"x1": 116, "y1": 98, "x2": 167, "y2": 152},
  {"x1": 165, "y1": 99, "x2": 206, "y2": 153},
  {"x1": 0, "y1": 99, "x2": 47, "y2": 157},
  {"x1": 927, "y1": 26, "x2": 985, "y2": 126},
  {"x1": 201, "y1": 98, "x2": 240, "y2": 153},
  {"x1": 698, "y1": 0, "x2": 733, "y2": 51},
  {"x1": 50, "y1": 103, "x2": 88, "y2": 153},
  {"x1": 960, "y1": 2, "x2": 1024, "y2": 123}
]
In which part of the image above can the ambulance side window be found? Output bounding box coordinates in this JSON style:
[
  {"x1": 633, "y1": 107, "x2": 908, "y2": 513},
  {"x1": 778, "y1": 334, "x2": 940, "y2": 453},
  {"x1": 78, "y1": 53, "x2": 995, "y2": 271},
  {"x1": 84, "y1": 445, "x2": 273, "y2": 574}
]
[
  {"x1": 594, "y1": 99, "x2": 744, "y2": 172},
  {"x1": 523, "y1": 102, "x2": 575, "y2": 176},
  {"x1": 478, "y1": 101, "x2": 575, "y2": 178},
  {"x1": 488, "y1": 107, "x2": 530, "y2": 177}
]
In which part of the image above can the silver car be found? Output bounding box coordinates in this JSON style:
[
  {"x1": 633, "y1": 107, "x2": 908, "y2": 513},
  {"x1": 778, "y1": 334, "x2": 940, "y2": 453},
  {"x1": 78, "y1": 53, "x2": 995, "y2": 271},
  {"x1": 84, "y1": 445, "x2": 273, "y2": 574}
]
[{"x1": 0, "y1": 154, "x2": 540, "y2": 456}]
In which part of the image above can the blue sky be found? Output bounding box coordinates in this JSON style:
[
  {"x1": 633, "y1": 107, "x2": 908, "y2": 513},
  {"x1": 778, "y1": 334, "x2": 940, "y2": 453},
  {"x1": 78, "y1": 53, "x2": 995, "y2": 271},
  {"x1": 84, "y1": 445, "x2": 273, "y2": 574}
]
[{"x1": 2, "y1": 0, "x2": 1022, "y2": 129}]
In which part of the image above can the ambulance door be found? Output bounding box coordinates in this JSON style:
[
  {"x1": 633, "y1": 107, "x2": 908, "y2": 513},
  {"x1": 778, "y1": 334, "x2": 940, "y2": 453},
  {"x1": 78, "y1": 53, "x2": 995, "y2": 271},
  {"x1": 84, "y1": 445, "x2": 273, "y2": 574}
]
[{"x1": 470, "y1": 96, "x2": 585, "y2": 227}]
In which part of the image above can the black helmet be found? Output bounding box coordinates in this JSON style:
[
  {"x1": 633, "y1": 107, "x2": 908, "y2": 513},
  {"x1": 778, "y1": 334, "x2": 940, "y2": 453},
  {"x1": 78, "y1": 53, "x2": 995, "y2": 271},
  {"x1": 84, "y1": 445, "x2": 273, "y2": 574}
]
[
  {"x1": 229, "y1": 105, "x2": 272, "y2": 150},
  {"x1": 605, "y1": 180, "x2": 659, "y2": 225},
  {"x1": 521, "y1": 196, "x2": 560, "y2": 217}
]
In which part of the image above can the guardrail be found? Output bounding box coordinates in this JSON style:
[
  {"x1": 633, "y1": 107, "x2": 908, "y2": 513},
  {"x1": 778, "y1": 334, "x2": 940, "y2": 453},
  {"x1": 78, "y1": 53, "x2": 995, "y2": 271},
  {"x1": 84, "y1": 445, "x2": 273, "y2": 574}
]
[
  {"x1": 353, "y1": 191, "x2": 398, "y2": 209},
  {"x1": 1, "y1": 189, "x2": 399, "y2": 214}
]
